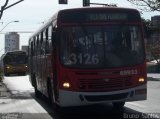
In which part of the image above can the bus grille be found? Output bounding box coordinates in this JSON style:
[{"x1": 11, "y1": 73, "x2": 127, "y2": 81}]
[
  {"x1": 84, "y1": 92, "x2": 129, "y2": 101},
  {"x1": 78, "y1": 77, "x2": 132, "y2": 91}
]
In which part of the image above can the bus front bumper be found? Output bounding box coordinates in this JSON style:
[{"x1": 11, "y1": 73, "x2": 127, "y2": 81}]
[{"x1": 57, "y1": 84, "x2": 147, "y2": 107}]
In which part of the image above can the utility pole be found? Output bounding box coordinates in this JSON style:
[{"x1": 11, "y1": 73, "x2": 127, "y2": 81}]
[
  {"x1": 0, "y1": 21, "x2": 19, "y2": 33},
  {"x1": 83, "y1": 0, "x2": 90, "y2": 6},
  {"x1": 59, "y1": 0, "x2": 68, "y2": 4}
]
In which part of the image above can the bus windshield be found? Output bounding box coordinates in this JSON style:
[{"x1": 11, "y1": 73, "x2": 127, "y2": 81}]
[
  {"x1": 4, "y1": 55, "x2": 27, "y2": 65},
  {"x1": 60, "y1": 25, "x2": 144, "y2": 68}
]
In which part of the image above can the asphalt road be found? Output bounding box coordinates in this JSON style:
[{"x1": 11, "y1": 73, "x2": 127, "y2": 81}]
[{"x1": 0, "y1": 75, "x2": 160, "y2": 119}]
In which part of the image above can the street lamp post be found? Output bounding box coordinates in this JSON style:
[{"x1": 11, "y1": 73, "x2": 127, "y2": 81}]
[
  {"x1": 0, "y1": 20, "x2": 19, "y2": 55},
  {"x1": 0, "y1": 20, "x2": 19, "y2": 32}
]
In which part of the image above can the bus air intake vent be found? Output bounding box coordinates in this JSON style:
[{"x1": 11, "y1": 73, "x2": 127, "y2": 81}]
[
  {"x1": 78, "y1": 77, "x2": 132, "y2": 91},
  {"x1": 84, "y1": 92, "x2": 129, "y2": 102}
]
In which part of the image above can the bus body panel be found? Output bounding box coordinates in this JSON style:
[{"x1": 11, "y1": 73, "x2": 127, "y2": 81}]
[{"x1": 28, "y1": 7, "x2": 147, "y2": 108}]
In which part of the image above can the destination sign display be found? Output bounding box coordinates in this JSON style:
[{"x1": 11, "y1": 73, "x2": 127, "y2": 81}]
[
  {"x1": 86, "y1": 13, "x2": 128, "y2": 21},
  {"x1": 59, "y1": 9, "x2": 141, "y2": 23}
]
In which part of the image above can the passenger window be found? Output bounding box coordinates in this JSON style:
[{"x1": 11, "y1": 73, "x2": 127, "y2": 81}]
[
  {"x1": 31, "y1": 41, "x2": 33, "y2": 56},
  {"x1": 45, "y1": 28, "x2": 50, "y2": 54}
]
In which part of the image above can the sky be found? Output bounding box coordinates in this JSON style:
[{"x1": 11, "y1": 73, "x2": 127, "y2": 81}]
[{"x1": 0, "y1": 0, "x2": 159, "y2": 56}]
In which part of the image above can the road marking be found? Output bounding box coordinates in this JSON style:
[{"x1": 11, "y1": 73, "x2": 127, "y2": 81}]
[{"x1": 126, "y1": 102, "x2": 147, "y2": 108}]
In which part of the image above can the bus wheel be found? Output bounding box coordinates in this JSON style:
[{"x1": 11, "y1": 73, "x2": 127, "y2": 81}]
[
  {"x1": 47, "y1": 80, "x2": 53, "y2": 104},
  {"x1": 47, "y1": 79, "x2": 60, "y2": 112},
  {"x1": 34, "y1": 76, "x2": 41, "y2": 98},
  {"x1": 35, "y1": 87, "x2": 41, "y2": 98},
  {"x1": 112, "y1": 101, "x2": 125, "y2": 110}
]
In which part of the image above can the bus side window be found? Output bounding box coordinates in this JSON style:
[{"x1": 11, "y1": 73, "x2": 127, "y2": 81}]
[
  {"x1": 31, "y1": 41, "x2": 34, "y2": 57},
  {"x1": 34, "y1": 37, "x2": 36, "y2": 56},
  {"x1": 40, "y1": 32, "x2": 43, "y2": 55},
  {"x1": 48, "y1": 25, "x2": 53, "y2": 53},
  {"x1": 52, "y1": 27, "x2": 57, "y2": 50},
  {"x1": 36, "y1": 35, "x2": 39, "y2": 56},
  {"x1": 45, "y1": 28, "x2": 49, "y2": 54},
  {"x1": 41, "y1": 30, "x2": 47, "y2": 55},
  {"x1": 33, "y1": 37, "x2": 36, "y2": 56},
  {"x1": 37, "y1": 34, "x2": 41, "y2": 55}
]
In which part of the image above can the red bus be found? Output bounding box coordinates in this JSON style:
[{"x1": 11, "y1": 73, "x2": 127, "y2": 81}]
[{"x1": 28, "y1": 7, "x2": 147, "y2": 110}]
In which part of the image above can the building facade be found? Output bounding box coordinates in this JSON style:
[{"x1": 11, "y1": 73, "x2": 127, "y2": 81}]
[
  {"x1": 21, "y1": 45, "x2": 28, "y2": 54},
  {"x1": 5, "y1": 32, "x2": 19, "y2": 53},
  {"x1": 151, "y1": 15, "x2": 160, "y2": 28},
  {"x1": 146, "y1": 15, "x2": 160, "y2": 61}
]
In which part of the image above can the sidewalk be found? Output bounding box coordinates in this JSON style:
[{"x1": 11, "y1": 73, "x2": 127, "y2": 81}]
[{"x1": 0, "y1": 81, "x2": 10, "y2": 98}]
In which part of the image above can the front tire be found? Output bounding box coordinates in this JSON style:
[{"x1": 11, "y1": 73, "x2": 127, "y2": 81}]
[
  {"x1": 33, "y1": 75, "x2": 41, "y2": 98},
  {"x1": 47, "y1": 80, "x2": 62, "y2": 113}
]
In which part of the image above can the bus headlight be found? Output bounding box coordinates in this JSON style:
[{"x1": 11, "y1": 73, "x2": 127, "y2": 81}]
[
  {"x1": 138, "y1": 77, "x2": 145, "y2": 82},
  {"x1": 63, "y1": 82, "x2": 71, "y2": 89},
  {"x1": 6, "y1": 66, "x2": 10, "y2": 69}
]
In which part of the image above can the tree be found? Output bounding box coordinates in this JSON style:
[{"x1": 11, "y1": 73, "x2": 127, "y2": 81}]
[
  {"x1": 143, "y1": 18, "x2": 160, "y2": 63},
  {"x1": 142, "y1": 18, "x2": 152, "y2": 38},
  {"x1": 127, "y1": 0, "x2": 160, "y2": 11},
  {"x1": 0, "y1": 0, "x2": 24, "y2": 20},
  {"x1": 0, "y1": 0, "x2": 9, "y2": 20}
]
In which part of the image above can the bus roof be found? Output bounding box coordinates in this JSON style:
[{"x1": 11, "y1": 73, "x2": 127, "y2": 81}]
[
  {"x1": 4, "y1": 50, "x2": 26, "y2": 56},
  {"x1": 59, "y1": 7, "x2": 140, "y2": 13},
  {"x1": 29, "y1": 7, "x2": 141, "y2": 40}
]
